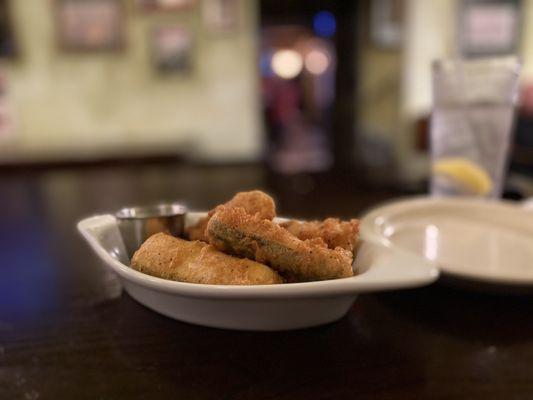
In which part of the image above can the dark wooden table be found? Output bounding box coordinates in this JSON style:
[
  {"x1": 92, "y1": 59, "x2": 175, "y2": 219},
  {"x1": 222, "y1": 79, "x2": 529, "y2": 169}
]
[{"x1": 1, "y1": 163, "x2": 532, "y2": 400}]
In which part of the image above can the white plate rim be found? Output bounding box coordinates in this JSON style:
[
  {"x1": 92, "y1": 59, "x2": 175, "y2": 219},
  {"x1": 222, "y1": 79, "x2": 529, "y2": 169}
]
[{"x1": 360, "y1": 196, "x2": 533, "y2": 286}]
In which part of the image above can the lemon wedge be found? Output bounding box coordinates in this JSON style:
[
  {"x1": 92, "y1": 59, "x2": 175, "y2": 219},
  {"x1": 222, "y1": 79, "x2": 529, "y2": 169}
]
[{"x1": 433, "y1": 158, "x2": 493, "y2": 196}]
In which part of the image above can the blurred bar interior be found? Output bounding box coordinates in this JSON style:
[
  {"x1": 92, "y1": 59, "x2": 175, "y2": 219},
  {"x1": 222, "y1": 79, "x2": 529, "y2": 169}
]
[{"x1": 0, "y1": 0, "x2": 532, "y2": 195}]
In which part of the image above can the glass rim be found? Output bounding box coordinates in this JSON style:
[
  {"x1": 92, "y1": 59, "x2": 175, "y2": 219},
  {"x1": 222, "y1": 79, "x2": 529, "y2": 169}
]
[{"x1": 432, "y1": 56, "x2": 521, "y2": 74}]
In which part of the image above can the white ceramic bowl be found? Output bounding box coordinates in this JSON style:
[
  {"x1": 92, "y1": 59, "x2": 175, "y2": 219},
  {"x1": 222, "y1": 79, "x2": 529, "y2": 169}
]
[{"x1": 78, "y1": 212, "x2": 438, "y2": 331}]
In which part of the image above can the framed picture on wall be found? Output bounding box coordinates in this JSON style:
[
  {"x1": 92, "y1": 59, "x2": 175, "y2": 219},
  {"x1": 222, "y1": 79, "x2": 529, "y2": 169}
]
[
  {"x1": 459, "y1": 0, "x2": 522, "y2": 57},
  {"x1": 0, "y1": 0, "x2": 17, "y2": 57},
  {"x1": 150, "y1": 26, "x2": 193, "y2": 74},
  {"x1": 136, "y1": 0, "x2": 196, "y2": 12},
  {"x1": 202, "y1": 0, "x2": 240, "y2": 33},
  {"x1": 370, "y1": 0, "x2": 404, "y2": 49},
  {"x1": 56, "y1": 0, "x2": 125, "y2": 51},
  {"x1": 0, "y1": 67, "x2": 16, "y2": 142}
]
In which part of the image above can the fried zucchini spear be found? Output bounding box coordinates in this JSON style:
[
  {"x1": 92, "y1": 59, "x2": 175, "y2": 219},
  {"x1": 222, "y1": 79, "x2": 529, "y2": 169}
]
[
  {"x1": 280, "y1": 218, "x2": 359, "y2": 253},
  {"x1": 131, "y1": 232, "x2": 282, "y2": 285},
  {"x1": 206, "y1": 206, "x2": 354, "y2": 282},
  {"x1": 187, "y1": 190, "x2": 276, "y2": 241}
]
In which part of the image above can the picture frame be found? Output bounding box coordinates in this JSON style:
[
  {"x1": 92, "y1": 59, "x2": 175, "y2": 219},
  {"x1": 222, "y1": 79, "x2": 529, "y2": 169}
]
[
  {"x1": 150, "y1": 25, "x2": 193, "y2": 74},
  {"x1": 0, "y1": 0, "x2": 17, "y2": 58},
  {"x1": 0, "y1": 67, "x2": 16, "y2": 142},
  {"x1": 136, "y1": 0, "x2": 196, "y2": 12},
  {"x1": 370, "y1": 0, "x2": 404, "y2": 49},
  {"x1": 56, "y1": 0, "x2": 125, "y2": 52},
  {"x1": 458, "y1": 0, "x2": 522, "y2": 58},
  {"x1": 202, "y1": 0, "x2": 240, "y2": 34}
]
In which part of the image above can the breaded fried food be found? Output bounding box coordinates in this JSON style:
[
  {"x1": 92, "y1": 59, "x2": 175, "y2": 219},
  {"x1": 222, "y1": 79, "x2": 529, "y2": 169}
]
[
  {"x1": 280, "y1": 218, "x2": 359, "y2": 253},
  {"x1": 186, "y1": 217, "x2": 209, "y2": 242},
  {"x1": 187, "y1": 190, "x2": 276, "y2": 241},
  {"x1": 226, "y1": 190, "x2": 276, "y2": 220},
  {"x1": 206, "y1": 206, "x2": 354, "y2": 282},
  {"x1": 131, "y1": 232, "x2": 283, "y2": 285}
]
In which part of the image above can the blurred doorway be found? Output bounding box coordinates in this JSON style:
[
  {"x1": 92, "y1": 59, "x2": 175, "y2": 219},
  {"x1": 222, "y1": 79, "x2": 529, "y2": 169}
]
[{"x1": 259, "y1": 1, "x2": 357, "y2": 174}]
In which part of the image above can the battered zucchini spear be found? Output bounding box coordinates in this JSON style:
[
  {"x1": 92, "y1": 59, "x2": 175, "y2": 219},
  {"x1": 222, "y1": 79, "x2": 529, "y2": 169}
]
[
  {"x1": 131, "y1": 233, "x2": 283, "y2": 285},
  {"x1": 187, "y1": 190, "x2": 276, "y2": 241},
  {"x1": 206, "y1": 206, "x2": 354, "y2": 282},
  {"x1": 280, "y1": 218, "x2": 359, "y2": 253}
]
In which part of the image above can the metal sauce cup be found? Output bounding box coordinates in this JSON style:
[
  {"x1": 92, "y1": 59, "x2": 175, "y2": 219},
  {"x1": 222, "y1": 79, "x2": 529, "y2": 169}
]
[{"x1": 115, "y1": 203, "x2": 187, "y2": 259}]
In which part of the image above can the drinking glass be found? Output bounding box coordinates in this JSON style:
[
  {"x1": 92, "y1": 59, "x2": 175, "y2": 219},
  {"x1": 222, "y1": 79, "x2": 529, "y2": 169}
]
[{"x1": 430, "y1": 57, "x2": 521, "y2": 198}]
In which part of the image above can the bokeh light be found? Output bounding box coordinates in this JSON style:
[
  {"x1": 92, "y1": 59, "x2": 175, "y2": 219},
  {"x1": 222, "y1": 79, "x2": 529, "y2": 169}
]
[
  {"x1": 305, "y1": 49, "x2": 330, "y2": 75},
  {"x1": 271, "y1": 49, "x2": 303, "y2": 79},
  {"x1": 260, "y1": 50, "x2": 274, "y2": 77},
  {"x1": 313, "y1": 11, "x2": 336, "y2": 38}
]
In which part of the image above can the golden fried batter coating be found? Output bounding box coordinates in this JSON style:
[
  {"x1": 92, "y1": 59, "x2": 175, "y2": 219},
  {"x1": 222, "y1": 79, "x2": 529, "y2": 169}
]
[
  {"x1": 187, "y1": 190, "x2": 276, "y2": 241},
  {"x1": 226, "y1": 190, "x2": 276, "y2": 220},
  {"x1": 186, "y1": 217, "x2": 209, "y2": 242},
  {"x1": 280, "y1": 218, "x2": 359, "y2": 253},
  {"x1": 206, "y1": 206, "x2": 354, "y2": 282},
  {"x1": 131, "y1": 233, "x2": 283, "y2": 285}
]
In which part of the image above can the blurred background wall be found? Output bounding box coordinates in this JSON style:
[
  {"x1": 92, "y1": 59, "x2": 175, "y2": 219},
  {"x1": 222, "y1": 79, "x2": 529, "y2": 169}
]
[
  {"x1": 0, "y1": 0, "x2": 261, "y2": 163},
  {"x1": 0, "y1": 0, "x2": 532, "y2": 191}
]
